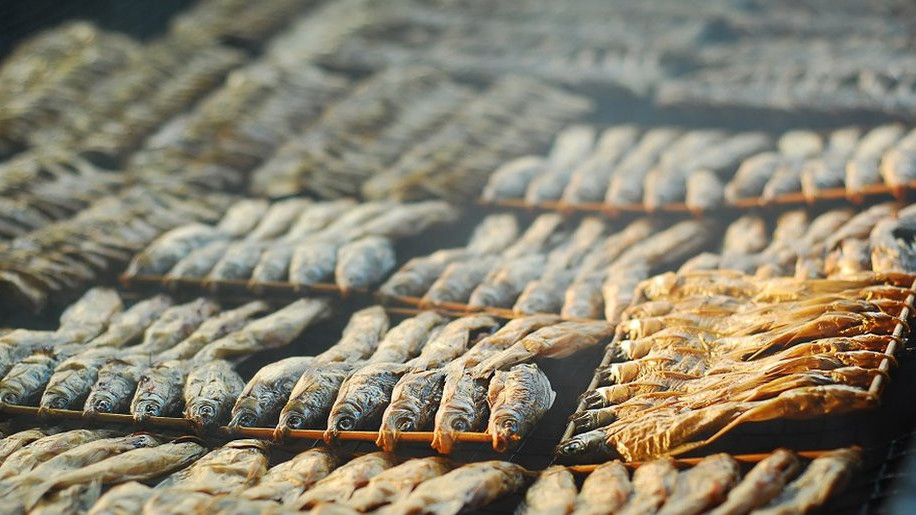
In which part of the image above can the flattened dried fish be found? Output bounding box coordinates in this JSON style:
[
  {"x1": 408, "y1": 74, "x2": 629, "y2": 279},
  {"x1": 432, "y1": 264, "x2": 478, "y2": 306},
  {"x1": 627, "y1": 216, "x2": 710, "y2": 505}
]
[
  {"x1": 124, "y1": 224, "x2": 226, "y2": 276},
  {"x1": 335, "y1": 236, "x2": 396, "y2": 294},
  {"x1": 160, "y1": 300, "x2": 269, "y2": 362},
  {"x1": 325, "y1": 362, "x2": 408, "y2": 438},
  {"x1": 520, "y1": 466, "x2": 577, "y2": 515},
  {"x1": 469, "y1": 255, "x2": 547, "y2": 308},
  {"x1": 708, "y1": 449, "x2": 799, "y2": 515},
  {"x1": 296, "y1": 452, "x2": 399, "y2": 509},
  {"x1": 156, "y1": 439, "x2": 268, "y2": 494},
  {"x1": 377, "y1": 369, "x2": 446, "y2": 451},
  {"x1": 467, "y1": 214, "x2": 520, "y2": 255},
  {"x1": 275, "y1": 361, "x2": 360, "y2": 439},
  {"x1": 229, "y1": 356, "x2": 315, "y2": 429},
  {"x1": 348, "y1": 457, "x2": 454, "y2": 512},
  {"x1": 184, "y1": 359, "x2": 244, "y2": 430},
  {"x1": 241, "y1": 447, "x2": 341, "y2": 504},
  {"x1": 128, "y1": 298, "x2": 220, "y2": 355},
  {"x1": 316, "y1": 306, "x2": 389, "y2": 363},
  {"x1": 0, "y1": 429, "x2": 118, "y2": 480},
  {"x1": 194, "y1": 298, "x2": 330, "y2": 362},
  {"x1": 83, "y1": 357, "x2": 147, "y2": 416},
  {"x1": 482, "y1": 156, "x2": 546, "y2": 201},
  {"x1": 87, "y1": 482, "x2": 153, "y2": 515},
  {"x1": 131, "y1": 360, "x2": 189, "y2": 422},
  {"x1": 380, "y1": 460, "x2": 528, "y2": 515},
  {"x1": 423, "y1": 256, "x2": 499, "y2": 305},
  {"x1": 573, "y1": 461, "x2": 632, "y2": 514},
  {"x1": 0, "y1": 428, "x2": 60, "y2": 464},
  {"x1": 487, "y1": 364, "x2": 555, "y2": 451},
  {"x1": 88, "y1": 295, "x2": 173, "y2": 349},
  {"x1": 657, "y1": 453, "x2": 739, "y2": 515},
  {"x1": 618, "y1": 458, "x2": 678, "y2": 515},
  {"x1": 379, "y1": 248, "x2": 469, "y2": 298},
  {"x1": 753, "y1": 448, "x2": 861, "y2": 515}
]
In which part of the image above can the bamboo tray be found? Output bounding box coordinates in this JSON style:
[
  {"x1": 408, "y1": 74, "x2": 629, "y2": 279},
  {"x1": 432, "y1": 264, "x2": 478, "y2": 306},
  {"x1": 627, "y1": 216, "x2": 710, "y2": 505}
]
[
  {"x1": 481, "y1": 179, "x2": 916, "y2": 218},
  {"x1": 559, "y1": 275, "x2": 916, "y2": 463}
]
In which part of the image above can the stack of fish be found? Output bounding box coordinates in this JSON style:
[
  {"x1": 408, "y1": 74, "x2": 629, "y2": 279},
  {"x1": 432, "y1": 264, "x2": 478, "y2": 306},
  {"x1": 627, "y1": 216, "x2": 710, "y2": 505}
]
[
  {"x1": 361, "y1": 75, "x2": 593, "y2": 203},
  {"x1": 249, "y1": 67, "x2": 477, "y2": 199},
  {"x1": 0, "y1": 184, "x2": 234, "y2": 311},
  {"x1": 123, "y1": 198, "x2": 458, "y2": 295},
  {"x1": 380, "y1": 213, "x2": 716, "y2": 321},
  {"x1": 557, "y1": 272, "x2": 906, "y2": 462},
  {"x1": 0, "y1": 288, "x2": 332, "y2": 432},
  {"x1": 523, "y1": 448, "x2": 861, "y2": 514}
]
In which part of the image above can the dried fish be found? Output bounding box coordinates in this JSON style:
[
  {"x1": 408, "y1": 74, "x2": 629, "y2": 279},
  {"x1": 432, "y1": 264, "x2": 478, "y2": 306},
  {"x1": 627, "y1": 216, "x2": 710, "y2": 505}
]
[
  {"x1": 284, "y1": 200, "x2": 357, "y2": 241},
  {"x1": 276, "y1": 361, "x2": 360, "y2": 439},
  {"x1": 131, "y1": 360, "x2": 189, "y2": 422},
  {"x1": 526, "y1": 125, "x2": 596, "y2": 204},
  {"x1": 296, "y1": 452, "x2": 399, "y2": 509},
  {"x1": 411, "y1": 314, "x2": 499, "y2": 370},
  {"x1": 124, "y1": 224, "x2": 226, "y2": 276},
  {"x1": 353, "y1": 201, "x2": 457, "y2": 240},
  {"x1": 423, "y1": 256, "x2": 500, "y2": 305},
  {"x1": 164, "y1": 240, "x2": 232, "y2": 282},
  {"x1": 686, "y1": 169, "x2": 725, "y2": 213},
  {"x1": 335, "y1": 236, "x2": 396, "y2": 294},
  {"x1": 377, "y1": 369, "x2": 446, "y2": 451},
  {"x1": 618, "y1": 458, "x2": 678, "y2": 515},
  {"x1": 432, "y1": 363, "x2": 490, "y2": 455},
  {"x1": 368, "y1": 311, "x2": 447, "y2": 365},
  {"x1": 0, "y1": 428, "x2": 60, "y2": 464},
  {"x1": 561, "y1": 274, "x2": 605, "y2": 320},
  {"x1": 573, "y1": 461, "x2": 632, "y2": 514},
  {"x1": 315, "y1": 306, "x2": 389, "y2": 363},
  {"x1": 657, "y1": 453, "x2": 739, "y2": 515},
  {"x1": 754, "y1": 448, "x2": 861, "y2": 515},
  {"x1": 563, "y1": 126, "x2": 640, "y2": 204},
  {"x1": 160, "y1": 301, "x2": 269, "y2": 362},
  {"x1": 379, "y1": 248, "x2": 469, "y2": 298},
  {"x1": 708, "y1": 449, "x2": 800, "y2": 515},
  {"x1": 128, "y1": 298, "x2": 220, "y2": 356},
  {"x1": 216, "y1": 199, "x2": 270, "y2": 238},
  {"x1": 474, "y1": 320, "x2": 610, "y2": 376},
  {"x1": 247, "y1": 198, "x2": 311, "y2": 241},
  {"x1": 193, "y1": 299, "x2": 330, "y2": 362},
  {"x1": 87, "y1": 482, "x2": 153, "y2": 515},
  {"x1": 723, "y1": 216, "x2": 769, "y2": 255},
  {"x1": 325, "y1": 362, "x2": 409, "y2": 438},
  {"x1": 379, "y1": 460, "x2": 528, "y2": 515},
  {"x1": 487, "y1": 364, "x2": 555, "y2": 451},
  {"x1": 469, "y1": 255, "x2": 547, "y2": 308},
  {"x1": 206, "y1": 240, "x2": 267, "y2": 287},
  {"x1": 83, "y1": 357, "x2": 147, "y2": 416},
  {"x1": 467, "y1": 214, "x2": 520, "y2": 255},
  {"x1": 0, "y1": 348, "x2": 74, "y2": 405},
  {"x1": 881, "y1": 146, "x2": 916, "y2": 196},
  {"x1": 503, "y1": 213, "x2": 565, "y2": 259},
  {"x1": 30, "y1": 481, "x2": 101, "y2": 514},
  {"x1": 870, "y1": 216, "x2": 916, "y2": 273},
  {"x1": 846, "y1": 124, "x2": 905, "y2": 200},
  {"x1": 184, "y1": 359, "x2": 244, "y2": 431},
  {"x1": 39, "y1": 348, "x2": 120, "y2": 412},
  {"x1": 520, "y1": 466, "x2": 577, "y2": 515},
  {"x1": 725, "y1": 152, "x2": 783, "y2": 203},
  {"x1": 606, "y1": 129, "x2": 681, "y2": 206},
  {"x1": 288, "y1": 239, "x2": 343, "y2": 287},
  {"x1": 0, "y1": 429, "x2": 118, "y2": 480},
  {"x1": 155, "y1": 439, "x2": 268, "y2": 494},
  {"x1": 514, "y1": 270, "x2": 574, "y2": 315},
  {"x1": 347, "y1": 457, "x2": 453, "y2": 511},
  {"x1": 241, "y1": 447, "x2": 341, "y2": 504},
  {"x1": 229, "y1": 357, "x2": 315, "y2": 429},
  {"x1": 482, "y1": 156, "x2": 547, "y2": 201}
]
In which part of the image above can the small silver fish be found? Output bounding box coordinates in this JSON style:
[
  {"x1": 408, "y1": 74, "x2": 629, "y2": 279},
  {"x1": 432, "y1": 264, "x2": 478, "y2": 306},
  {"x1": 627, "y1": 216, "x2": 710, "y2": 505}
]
[
  {"x1": 423, "y1": 256, "x2": 499, "y2": 306},
  {"x1": 39, "y1": 348, "x2": 121, "y2": 412},
  {"x1": 482, "y1": 156, "x2": 546, "y2": 201},
  {"x1": 377, "y1": 369, "x2": 446, "y2": 451},
  {"x1": 289, "y1": 238, "x2": 341, "y2": 287},
  {"x1": 246, "y1": 198, "x2": 311, "y2": 241},
  {"x1": 469, "y1": 255, "x2": 547, "y2": 309},
  {"x1": 160, "y1": 301, "x2": 269, "y2": 362},
  {"x1": 229, "y1": 356, "x2": 315, "y2": 429},
  {"x1": 124, "y1": 224, "x2": 227, "y2": 277},
  {"x1": 216, "y1": 199, "x2": 270, "y2": 238},
  {"x1": 379, "y1": 248, "x2": 469, "y2": 298},
  {"x1": 275, "y1": 361, "x2": 360, "y2": 440},
  {"x1": 163, "y1": 240, "x2": 231, "y2": 283},
  {"x1": 315, "y1": 306, "x2": 389, "y2": 363},
  {"x1": 466, "y1": 214, "x2": 520, "y2": 255},
  {"x1": 184, "y1": 359, "x2": 245, "y2": 431},
  {"x1": 206, "y1": 240, "x2": 267, "y2": 287},
  {"x1": 130, "y1": 360, "x2": 189, "y2": 422},
  {"x1": 487, "y1": 364, "x2": 555, "y2": 452},
  {"x1": 83, "y1": 357, "x2": 147, "y2": 417},
  {"x1": 128, "y1": 298, "x2": 220, "y2": 356},
  {"x1": 335, "y1": 236, "x2": 396, "y2": 295},
  {"x1": 324, "y1": 362, "x2": 409, "y2": 440}
]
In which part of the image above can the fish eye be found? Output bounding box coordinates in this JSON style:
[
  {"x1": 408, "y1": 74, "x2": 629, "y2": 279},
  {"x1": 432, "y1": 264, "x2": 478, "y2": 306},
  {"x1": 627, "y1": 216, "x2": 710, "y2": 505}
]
[
  {"x1": 285, "y1": 415, "x2": 304, "y2": 429},
  {"x1": 500, "y1": 419, "x2": 519, "y2": 433},
  {"x1": 50, "y1": 397, "x2": 69, "y2": 409},
  {"x1": 197, "y1": 404, "x2": 215, "y2": 417},
  {"x1": 451, "y1": 419, "x2": 470, "y2": 432},
  {"x1": 336, "y1": 415, "x2": 357, "y2": 431},
  {"x1": 95, "y1": 399, "x2": 111, "y2": 412},
  {"x1": 142, "y1": 403, "x2": 161, "y2": 415},
  {"x1": 237, "y1": 413, "x2": 256, "y2": 427},
  {"x1": 395, "y1": 417, "x2": 415, "y2": 432},
  {"x1": 1, "y1": 393, "x2": 18, "y2": 404}
]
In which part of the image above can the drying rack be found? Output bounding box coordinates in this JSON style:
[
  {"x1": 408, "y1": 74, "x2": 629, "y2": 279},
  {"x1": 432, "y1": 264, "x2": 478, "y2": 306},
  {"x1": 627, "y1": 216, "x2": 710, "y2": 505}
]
[
  {"x1": 120, "y1": 275, "x2": 370, "y2": 300},
  {"x1": 481, "y1": 179, "x2": 916, "y2": 218},
  {"x1": 379, "y1": 294, "x2": 603, "y2": 323},
  {"x1": 558, "y1": 273, "x2": 916, "y2": 464}
]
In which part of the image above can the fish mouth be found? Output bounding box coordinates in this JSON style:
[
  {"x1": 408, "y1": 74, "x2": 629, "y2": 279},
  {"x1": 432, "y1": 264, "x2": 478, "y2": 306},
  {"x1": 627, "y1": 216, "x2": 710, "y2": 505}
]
[
  {"x1": 228, "y1": 410, "x2": 259, "y2": 430},
  {"x1": 39, "y1": 391, "x2": 72, "y2": 412},
  {"x1": 187, "y1": 402, "x2": 220, "y2": 429},
  {"x1": 0, "y1": 387, "x2": 22, "y2": 405},
  {"x1": 84, "y1": 395, "x2": 114, "y2": 416},
  {"x1": 555, "y1": 437, "x2": 586, "y2": 457},
  {"x1": 491, "y1": 418, "x2": 520, "y2": 452},
  {"x1": 133, "y1": 400, "x2": 163, "y2": 422}
]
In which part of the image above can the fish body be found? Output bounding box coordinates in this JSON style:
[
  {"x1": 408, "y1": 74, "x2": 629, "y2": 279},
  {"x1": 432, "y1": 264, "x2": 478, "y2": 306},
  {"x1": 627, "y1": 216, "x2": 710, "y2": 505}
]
[
  {"x1": 124, "y1": 224, "x2": 226, "y2": 276},
  {"x1": 347, "y1": 457, "x2": 454, "y2": 512},
  {"x1": 573, "y1": 461, "x2": 632, "y2": 514},
  {"x1": 296, "y1": 452, "x2": 400, "y2": 509},
  {"x1": 377, "y1": 369, "x2": 446, "y2": 451},
  {"x1": 155, "y1": 439, "x2": 269, "y2": 495},
  {"x1": 83, "y1": 357, "x2": 147, "y2": 416},
  {"x1": 241, "y1": 447, "x2": 341, "y2": 504},
  {"x1": 724, "y1": 152, "x2": 783, "y2": 203},
  {"x1": 468, "y1": 255, "x2": 548, "y2": 309},
  {"x1": 325, "y1": 362, "x2": 408, "y2": 439},
  {"x1": 276, "y1": 361, "x2": 360, "y2": 439},
  {"x1": 466, "y1": 214, "x2": 520, "y2": 255},
  {"x1": 131, "y1": 360, "x2": 189, "y2": 421},
  {"x1": 184, "y1": 359, "x2": 244, "y2": 430},
  {"x1": 502, "y1": 213, "x2": 565, "y2": 259},
  {"x1": 316, "y1": 306, "x2": 389, "y2": 363},
  {"x1": 129, "y1": 298, "x2": 220, "y2": 355},
  {"x1": 482, "y1": 156, "x2": 546, "y2": 201},
  {"x1": 521, "y1": 466, "x2": 577, "y2": 515},
  {"x1": 289, "y1": 239, "x2": 341, "y2": 286},
  {"x1": 618, "y1": 458, "x2": 678, "y2": 515},
  {"x1": 432, "y1": 363, "x2": 491, "y2": 454},
  {"x1": 335, "y1": 236, "x2": 396, "y2": 294},
  {"x1": 160, "y1": 300, "x2": 269, "y2": 362},
  {"x1": 216, "y1": 199, "x2": 270, "y2": 238},
  {"x1": 87, "y1": 481, "x2": 153, "y2": 515},
  {"x1": 513, "y1": 269, "x2": 573, "y2": 315},
  {"x1": 0, "y1": 428, "x2": 59, "y2": 464},
  {"x1": 686, "y1": 169, "x2": 725, "y2": 212},
  {"x1": 367, "y1": 311, "x2": 447, "y2": 365},
  {"x1": 412, "y1": 314, "x2": 498, "y2": 370},
  {"x1": 0, "y1": 429, "x2": 118, "y2": 480},
  {"x1": 206, "y1": 240, "x2": 265, "y2": 285},
  {"x1": 353, "y1": 201, "x2": 457, "y2": 240},
  {"x1": 562, "y1": 275, "x2": 605, "y2": 320},
  {"x1": 423, "y1": 256, "x2": 499, "y2": 305},
  {"x1": 379, "y1": 248, "x2": 469, "y2": 298},
  {"x1": 753, "y1": 448, "x2": 861, "y2": 515},
  {"x1": 39, "y1": 348, "x2": 120, "y2": 412},
  {"x1": 657, "y1": 453, "x2": 740, "y2": 515},
  {"x1": 708, "y1": 449, "x2": 799, "y2": 515},
  {"x1": 284, "y1": 200, "x2": 356, "y2": 241},
  {"x1": 88, "y1": 295, "x2": 173, "y2": 348},
  {"x1": 487, "y1": 364, "x2": 555, "y2": 451},
  {"x1": 474, "y1": 320, "x2": 611, "y2": 376},
  {"x1": 229, "y1": 356, "x2": 316, "y2": 429},
  {"x1": 247, "y1": 198, "x2": 310, "y2": 241},
  {"x1": 164, "y1": 240, "x2": 230, "y2": 282},
  {"x1": 0, "y1": 347, "x2": 76, "y2": 405}
]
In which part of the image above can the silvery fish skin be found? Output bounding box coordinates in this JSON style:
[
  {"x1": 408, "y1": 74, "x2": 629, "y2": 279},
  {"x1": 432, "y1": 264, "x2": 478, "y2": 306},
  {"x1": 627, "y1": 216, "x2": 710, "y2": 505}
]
[
  {"x1": 130, "y1": 360, "x2": 188, "y2": 422},
  {"x1": 469, "y1": 255, "x2": 547, "y2": 308},
  {"x1": 39, "y1": 348, "x2": 120, "y2": 412},
  {"x1": 379, "y1": 460, "x2": 528, "y2": 515},
  {"x1": 724, "y1": 152, "x2": 783, "y2": 203},
  {"x1": 514, "y1": 269, "x2": 574, "y2": 315},
  {"x1": 124, "y1": 224, "x2": 226, "y2": 276},
  {"x1": 753, "y1": 448, "x2": 860, "y2": 515},
  {"x1": 0, "y1": 428, "x2": 60, "y2": 464},
  {"x1": 657, "y1": 453, "x2": 740, "y2": 515},
  {"x1": 88, "y1": 295, "x2": 173, "y2": 349},
  {"x1": 432, "y1": 362, "x2": 492, "y2": 455},
  {"x1": 155, "y1": 439, "x2": 269, "y2": 495},
  {"x1": 367, "y1": 311, "x2": 447, "y2": 365},
  {"x1": 315, "y1": 306, "x2": 389, "y2": 363},
  {"x1": 216, "y1": 199, "x2": 270, "y2": 238},
  {"x1": 377, "y1": 369, "x2": 447, "y2": 451},
  {"x1": 573, "y1": 461, "x2": 632, "y2": 514},
  {"x1": 325, "y1": 362, "x2": 409, "y2": 439},
  {"x1": 0, "y1": 429, "x2": 119, "y2": 480},
  {"x1": 0, "y1": 347, "x2": 78, "y2": 405},
  {"x1": 0, "y1": 331, "x2": 70, "y2": 379},
  {"x1": 184, "y1": 359, "x2": 245, "y2": 430},
  {"x1": 193, "y1": 298, "x2": 331, "y2": 363},
  {"x1": 296, "y1": 452, "x2": 400, "y2": 509},
  {"x1": 43, "y1": 440, "x2": 208, "y2": 491},
  {"x1": 686, "y1": 169, "x2": 724, "y2": 212},
  {"x1": 283, "y1": 200, "x2": 357, "y2": 241},
  {"x1": 379, "y1": 248, "x2": 469, "y2": 298},
  {"x1": 487, "y1": 364, "x2": 555, "y2": 452},
  {"x1": 466, "y1": 214, "x2": 520, "y2": 255},
  {"x1": 87, "y1": 481, "x2": 153, "y2": 515},
  {"x1": 160, "y1": 300, "x2": 269, "y2": 362},
  {"x1": 247, "y1": 198, "x2": 311, "y2": 241},
  {"x1": 164, "y1": 240, "x2": 231, "y2": 282},
  {"x1": 58, "y1": 288, "x2": 125, "y2": 343},
  {"x1": 423, "y1": 256, "x2": 499, "y2": 305},
  {"x1": 83, "y1": 357, "x2": 147, "y2": 417},
  {"x1": 353, "y1": 201, "x2": 458, "y2": 240},
  {"x1": 250, "y1": 243, "x2": 296, "y2": 287},
  {"x1": 241, "y1": 447, "x2": 341, "y2": 504},
  {"x1": 521, "y1": 466, "x2": 577, "y2": 515},
  {"x1": 335, "y1": 236, "x2": 396, "y2": 294},
  {"x1": 276, "y1": 361, "x2": 360, "y2": 439},
  {"x1": 482, "y1": 156, "x2": 546, "y2": 201},
  {"x1": 206, "y1": 240, "x2": 266, "y2": 286},
  {"x1": 128, "y1": 298, "x2": 221, "y2": 356},
  {"x1": 502, "y1": 213, "x2": 565, "y2": 260},
  {"x1": 411, "y1": 314, "x2": 499, "y2": 370},
  {"x1": 563, "y1": 126, "x2": 640, "y2": 204},
  {"x1": 618, "y1": 458, "x2": 678, "y2": 515},
  {"x1": 229, "y1": 356, "x2": 315, "y2": 429},
  {"x1": 346, "y1": 457, "x2": 454, "y2": 512},
  {"x1": 289, "y1": 239, "x2": 341, "y2": 287}
]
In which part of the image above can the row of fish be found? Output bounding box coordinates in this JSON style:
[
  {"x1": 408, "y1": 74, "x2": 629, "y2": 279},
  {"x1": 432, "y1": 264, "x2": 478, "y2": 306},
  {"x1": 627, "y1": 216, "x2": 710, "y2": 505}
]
[
  {"x1": 380, "y1": 212, "x2": 716, "y2": 322},
  {"x1": 522, "y1": 448, "x2": 861, "y2": 515},
  {"x1": 558, "y1": 271, "x2": 906, "y2": 462},
  {"x1": 482, "y1": 123, "x2": 916, "y2": 212},
  {"x1": 123, "y1": 198, "x2": 458, "y2": 294},
  {"x1": 0, "y1": 289, "x2": 332, "y2": 432},
  {"x1": 0, "y1": 429, "x2": 532, "y2": 514}
]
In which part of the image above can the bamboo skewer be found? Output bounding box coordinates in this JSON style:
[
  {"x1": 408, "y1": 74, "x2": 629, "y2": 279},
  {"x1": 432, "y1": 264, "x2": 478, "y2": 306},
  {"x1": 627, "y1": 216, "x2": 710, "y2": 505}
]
[{"x1": 119, "y1": 275, "x2": 370, "y2": 298}]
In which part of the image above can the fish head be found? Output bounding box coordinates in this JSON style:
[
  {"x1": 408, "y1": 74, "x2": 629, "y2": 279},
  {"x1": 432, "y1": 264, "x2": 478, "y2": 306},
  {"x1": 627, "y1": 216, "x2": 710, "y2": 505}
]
[
  {"x1": 84, "y1": 391, "x2": 117, "y2": 416},
  {"x1": 275, "y1": 402, "x2": 310, "y2": 441},
  {"x1": 328, "y1": 400, "x2": 365, "y2": 433},
  {"x1": 490, "y1": 413, "x2": 523, "y2": 452},
  {"x1": 186, "y1": 399, "x2": 222, "y2": 430},
  {"x1": 228, "y1": 399, "x2": 261, "y2": 430},
  {"x1": 127, "y1": 433, "x2": 163, "y2": 448},
  {"x1": 39, "y1": 386, "x2": 77, "y2": 412},
  {"x1": 0, "y1": 381, "x2": 24, "y2": 405},
  {"x1": 469, "y1": 286, "x2": 502, "y2": 308},
  {"x1": 554, "y1": 430, "x2": 612, "y2": 462},
  {"x1": 132, "y1": 398, "x2": 164, "y2": 422}
]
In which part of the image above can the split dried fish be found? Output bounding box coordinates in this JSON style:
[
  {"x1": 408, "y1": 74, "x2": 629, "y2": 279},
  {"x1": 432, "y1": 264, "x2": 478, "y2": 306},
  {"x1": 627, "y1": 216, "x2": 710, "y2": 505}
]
[
  {"x1": 487, "y1": 363, "x2": 555, "y2": 451},
  {"x1": 184, "y1": 359, "x2": 244, "y2": 430},
  {"x1": 296, "y1": 452, "x2": 399, "y2": 509},
  {"x1": 241, "y1": 447, "x2": 341, "y2": 504},
  {"x1": 346, "y1": 457, "x2": 453, "y2": 512}
]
